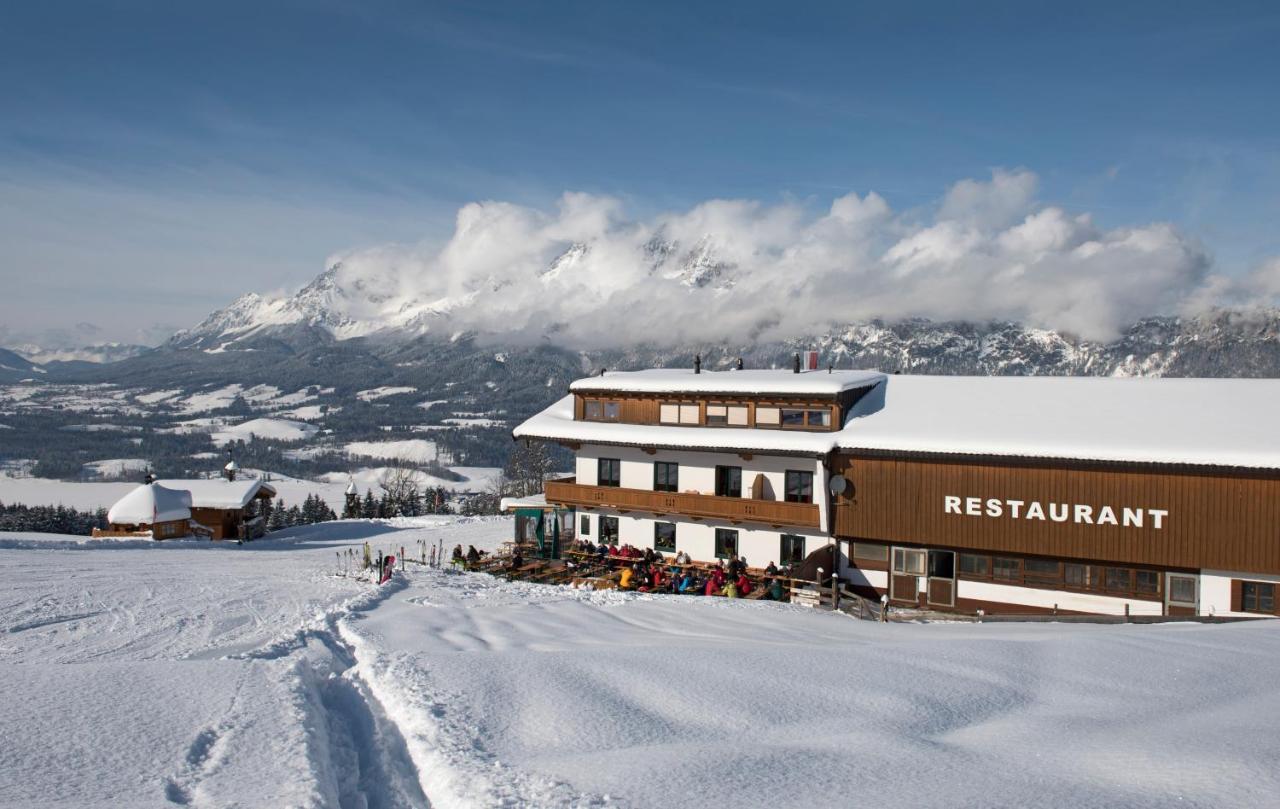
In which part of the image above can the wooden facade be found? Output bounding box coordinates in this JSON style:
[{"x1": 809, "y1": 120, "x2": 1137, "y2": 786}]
[
  {"x1": 572, "y1": 391, "x2": 864, "y2": 432},
  {"x1": 832, "y1": 452, "x2": 1280, "y2": 576},
  {"x1": 545, "y1": 478, "x2": 821, "y2": 530}
]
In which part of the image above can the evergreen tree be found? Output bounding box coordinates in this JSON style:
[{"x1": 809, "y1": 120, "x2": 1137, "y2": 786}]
[
  {"x1": 268, "y1": 498, "x2": 288, "y2": 531},
  {"x1": 361, "y1": 490, "x2": 377, "y2": 519}
]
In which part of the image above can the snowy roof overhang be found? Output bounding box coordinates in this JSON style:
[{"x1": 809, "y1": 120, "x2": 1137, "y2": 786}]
[
  {"x1": 513, "y1": 395, "x2": 839, "y2": 458},
  {"x1": 835, "y1": 375, "x2": 1280, "y2": 470},
  {"x1": 569, "y1": 368, "x2": 886, "y2": 398},
  {"x1": 107, "y1": 483, "x2": 192, "y2": 525},
  {"x1": 156, "y1": 478, "x2": 277, "y2": 510}
]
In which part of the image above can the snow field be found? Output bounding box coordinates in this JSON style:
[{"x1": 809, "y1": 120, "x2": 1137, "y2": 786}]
[{"x1": 2, "y1": 516, "x2": 1278, "y2": 808}]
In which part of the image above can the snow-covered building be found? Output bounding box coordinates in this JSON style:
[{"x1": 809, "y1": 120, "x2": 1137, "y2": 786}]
[
  {"x1": 102, "y1": 482, "x2": 194, "y2": 539},
  {"x1": 101, "y1": 477, "x2": 276, "y2": 541},
  {"x1": 514, "y1": 365, "x2": 1280, "y2": 619}
]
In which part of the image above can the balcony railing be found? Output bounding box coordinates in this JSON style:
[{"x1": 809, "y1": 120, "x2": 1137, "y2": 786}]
[{"x1": 544, "y1": 478, "x2": 821, "y2": 530}]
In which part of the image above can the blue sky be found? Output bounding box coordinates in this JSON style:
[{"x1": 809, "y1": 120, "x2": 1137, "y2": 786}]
[{"x1": 2, "y1": 1, "x2": 1278, "y2": 345}]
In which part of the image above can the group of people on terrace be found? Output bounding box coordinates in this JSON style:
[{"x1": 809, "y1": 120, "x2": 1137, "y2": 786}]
[{"x1": 567, "y1": 539, "x2": 790, "y2": 600}]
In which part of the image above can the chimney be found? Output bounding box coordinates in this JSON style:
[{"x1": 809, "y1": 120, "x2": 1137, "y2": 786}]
[
  {"x1": 793, "y1": 353, "x2": 801, "y2": 374},
  {"x1": 143, "y1": 469, "x2": 155, "y2": 485},
  {"x1": 600, "y1": 367, "x2": 607, "y2": 376},
  {"x1": 224, "y1": 448, "x2": 238, "y2": 482},
  {"x1": 694, "y1": 354, "x2": 702, "y2": 374},
  {"x1": 736, "y1": 357, "x2": 744, "y2": 370}
]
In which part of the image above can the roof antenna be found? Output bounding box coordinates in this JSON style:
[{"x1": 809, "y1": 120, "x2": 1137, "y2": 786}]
[
  {"x1": 736, "y1": 357, "x2": 744, "y2": 370},
  {"x1": 793, "y1": 353, "x2": 801, "y2": 374},
  {"x1": 694, "y1": 354, "x2": 702, "y2": 374}
]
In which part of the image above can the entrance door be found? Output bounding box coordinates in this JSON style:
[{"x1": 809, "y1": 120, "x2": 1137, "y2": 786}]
[
  {"x1": 890, "y1": 547, "x2": 925, "y2": 604},
  {"x1": 1165, "y1": 573, "x2": 1199, "y2": 616},
  {"x1": 926, "y1": 550, "x2": 957, "y2": 608}
]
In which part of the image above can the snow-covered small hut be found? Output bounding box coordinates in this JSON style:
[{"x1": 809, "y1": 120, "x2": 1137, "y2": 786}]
[
  {"x1": 157, "y1": 478, "x2": 276, "y2": 540},
  {"x1": 100, "y1": 482, "x2": 194, "y2": 539}
]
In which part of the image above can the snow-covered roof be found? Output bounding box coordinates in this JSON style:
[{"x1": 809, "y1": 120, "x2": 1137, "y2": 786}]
[
  {"x1": 500, "y1": 493, "x2": 548, "y2": 512},
  {"x1": 838, "y1": 375, "x2": 1280, "y2": 469},
  {"x1": 514, "y1": 395, "x2": 841, "y2": 456},
  {"x1": 569, "y1": 368, "x2": 886, "y2": 397},
  {"x1": 156, "y1": 478, "x2": 276, "y2": 510},
  {"x1": 516, "y1": 374, "x2": 1280, "y2": 469},
  {"x1": 107, "y1": 483, "x2": 192, "y2": 525}
]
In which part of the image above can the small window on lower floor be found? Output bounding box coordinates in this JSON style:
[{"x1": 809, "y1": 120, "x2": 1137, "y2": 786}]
[
  {"x1": 715, "y1": 528, "x2": 739, "y2": 560},
  {"x1": 599, "y1": 516, "x2": 619, "y2": 545},
  {"x1": 654, "y1": 522, "x2": 676, "y2": 553},
  {"x1": 1105, "y1": 567, "x2": 1133, "y2": 592},
  {"x1": 1064, "y1": 563, "x2": 1088, "y2": 587},
  {"x1": 1135, "y1": 570, "x2": 1160, "y2": 595},
  {"x1": 1023, "y1": 559, "x2": 1062, "y2": 581},
  {"x1": 1242, "y1": 581, "x2": 1276, "y2": 614},
  {"x1": 580, "y1": 515, "x2": 590, "y2": 536},
  {"x1": 958, "y1": 554, "x2": 989, "y2": 577},
  {"x1": 780, "y1": 534, "x2": 805, "y2": 566},
  {"x1": 993, "y1": 557, "x2": 1021, "y2": 581},
  {"x1": 1169, "y1": 575, "x2": 1197, "y2": 604},
  {"x1": 852, "y1": 542, "x2": 889, "y2": 562}
]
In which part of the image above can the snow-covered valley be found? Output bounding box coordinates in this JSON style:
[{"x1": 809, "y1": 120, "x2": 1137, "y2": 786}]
[{"x1": 2, "y1": 516, "x2": 1278, "y2": 808}]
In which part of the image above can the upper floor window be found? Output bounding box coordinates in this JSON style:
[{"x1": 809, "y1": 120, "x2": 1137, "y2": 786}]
[
  {"x1": 784, "y1": 470, "x2": 813, "y2": 503},
  {"x1": 714, "y1": 465, "x2": 741, "y2": 498},
  {"x1": 778, "y1": 408, "x2": 832, "y2": 429},
  {"x1": 653, "y1": 462, "x2": 679, "y2": 492},
  {"x1": 659, "y1": 402, "x2": 700, "y2": 425},
  {"x1": 598, "y1": 458, "x2": 621, "y2": 487},
  {"x1": 584, "y1": 399, "x2": 620, "y2": 421},
  {"x1": 705, "y1": 404, "x2": 748, "y2": 426}
]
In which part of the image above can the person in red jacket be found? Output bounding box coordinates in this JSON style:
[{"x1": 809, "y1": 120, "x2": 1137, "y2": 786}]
[
  {"x1": 736, "y1": 573, "x2": 752, "y2": 596},
  {"x1": 704, "y1": 576, "x2": 720, "y2": 596}
]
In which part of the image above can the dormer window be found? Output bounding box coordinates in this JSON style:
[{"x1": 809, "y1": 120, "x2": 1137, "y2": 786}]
[
  {"x1": 584, "y1": 399, "x2": 621, "y2": 421},
  {"x1": 705, "y1": 404, "x2": 748, "y2": 426},
  {"x1": 659, "y1": 402, "x2": 700, "y2": 425}
]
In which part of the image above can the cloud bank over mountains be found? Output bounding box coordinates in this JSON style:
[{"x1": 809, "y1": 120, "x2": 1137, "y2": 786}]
[{"x1": 186, "y1": 169, "x2": 1280, "y2": 349}]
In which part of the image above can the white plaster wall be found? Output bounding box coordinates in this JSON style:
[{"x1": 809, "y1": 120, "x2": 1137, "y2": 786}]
[
  {"x1": 956, "y1": 579, "x2": 1164, "y2": 616},
  {"x1": 581, "y1": 509, "x2": 826, "y2": 568},
  {"x1": 1201, "y1": 569, "x2": 1280, "y2": 618},
  {"x1": 575, "y1": 444, "x2": 827, "y2": 531},
  {"x1": 843, "y1": 567, "x2": 887, "y2": 590}
]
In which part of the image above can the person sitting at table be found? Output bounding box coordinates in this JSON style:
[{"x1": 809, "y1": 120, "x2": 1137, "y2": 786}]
[
  {"x1": 678, "y1": 571, "x2": 697, "y2": 594},
  {"x1": 619, "y1": 565, "x2": 636, "y2": 590},
  {"x1": 768, "y1": 577, "x2": 785, "y2": 601},
  {"x1": 704, "y1": 574, "x2": 721, "y2": 597},
  {"x1": 722, "y1": 578, "x2": 738, "y2": 598},
  {"x1": 735, "y1": 573, "x2": 752, "y2": 596}
]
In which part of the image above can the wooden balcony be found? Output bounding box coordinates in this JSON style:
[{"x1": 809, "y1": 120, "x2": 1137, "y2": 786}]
[{"x1": 544, "y1": 478, "x2": 821, "y2": 530}]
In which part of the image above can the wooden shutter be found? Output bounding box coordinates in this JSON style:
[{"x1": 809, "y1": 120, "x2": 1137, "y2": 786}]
[{"x1": 1230, "y1": 579, "x2": 1243, "y2": 613}]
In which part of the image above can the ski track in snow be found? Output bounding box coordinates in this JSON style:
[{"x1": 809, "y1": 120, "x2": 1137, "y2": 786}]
[{"x1": 3, "y1": 516, "x2": 1280, "y2": 808}]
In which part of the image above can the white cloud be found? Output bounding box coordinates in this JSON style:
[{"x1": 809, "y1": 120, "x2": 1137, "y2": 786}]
[{"x1": 299, "y1": 168, "x2": 1225, "y2": 346}]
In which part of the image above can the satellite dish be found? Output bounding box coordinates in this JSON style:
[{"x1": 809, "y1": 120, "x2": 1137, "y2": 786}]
[{"x1": 827, "y1": 475, "x2": 849, "y2": 496}]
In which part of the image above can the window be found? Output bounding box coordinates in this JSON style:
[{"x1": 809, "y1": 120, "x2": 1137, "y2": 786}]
[
  {"x1": 784, "y1": 470, "x2": 813, "y2": 503},
  {"x1": 706, "y1": 404, "x2": 749, "y2": 426},
  {"x1": 1135, "y1": 570, "x2": 1160, "y2": 595},
  {"x1": 805, "y1": 409, "x2": 831, "y2": 428},
  {"x1": 993, "y1": 557, "x2": 1021, "y2": 581},
  {"x1": 1064, "y1": 563, "x2": 1088, "y2": 587},
  {"x1": 715, "y1": 528, "x2": 739, "y2": 560},
  {"x1": 780, "y1": 534, "x2": 805, "y2": 565},
  {"x1": 780, "y1": 409, "x2": 806, "y2": 427},
  {"x1": 959, "y1": 554, "x2": 990, "y2": 577},
  {"x1": 1242, "y1": 582, "x2": 1276, "y2": 614},
  {"x1": 714, "y1": 465, "x2": 742, "y2": 498},
  {"x1": 599, "y1": 516, "x2": 619, "y2": 545},
  {"x1": 583, "y1": 400, "x2": 620, "y2": 421},
  {"x1": 1023, "y1": 559, "x2": 1061, "y2": 581},
  {"x1": 597, "y1": 458, "x2": 621, "y2": 487},
  {"x1": 1105, "y1": 568, "x2": 1133, "y2": 592},
  {"x1": 653, "y1": 462, "x2": 679, "y2": 492},
  {"x1": 580, "y1": 515, "x2": 590, "y2": 536},
  {"x1": 852, "y1": 542, "x2": 889, "y2": 562},
  {"x1": 778, "y1": 408, "x2": 831, "y2": 429},
  {"x1": 660, "y1": 402, "x2": 700, "y2": 425},
  {"x1": 892, "y1": 548, "x2": 925, "y2": 575},
  {"x1": 653, "y1": 522, "x2": 676, "y2": 553},
  {"x1": 755, "y1": 407, "x2": 780, "y2": 426},
  {"x1": 1169, "y1": 575, "x2": 1197, "y2": 604}
]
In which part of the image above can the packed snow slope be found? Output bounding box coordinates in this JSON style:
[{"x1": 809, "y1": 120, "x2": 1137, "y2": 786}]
[{"x1": 3, "y1": 517, "x2": 1278, "y2": 808}]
